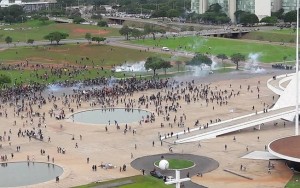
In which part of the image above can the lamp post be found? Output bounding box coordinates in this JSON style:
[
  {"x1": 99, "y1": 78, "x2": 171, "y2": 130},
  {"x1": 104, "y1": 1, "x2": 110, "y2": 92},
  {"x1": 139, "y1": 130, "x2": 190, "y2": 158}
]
[{"x1": 296, "y1": 0, "x2": 299, "y2": 135}]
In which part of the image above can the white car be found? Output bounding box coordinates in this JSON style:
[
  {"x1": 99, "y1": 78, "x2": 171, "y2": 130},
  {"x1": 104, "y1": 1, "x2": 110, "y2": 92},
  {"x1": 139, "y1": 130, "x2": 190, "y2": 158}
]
[
  {"x1": 166, "y1": 176, "x2": 175, "y2": 182},
  {"x1": 162, "y1": 47, "x2": 170, "y2": 51}
]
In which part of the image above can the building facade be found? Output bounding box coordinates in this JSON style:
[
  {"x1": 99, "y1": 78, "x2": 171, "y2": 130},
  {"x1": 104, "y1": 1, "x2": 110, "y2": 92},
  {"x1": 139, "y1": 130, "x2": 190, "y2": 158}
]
[
  {"x1": 0, "y1": 0, "x2": 56, "y2": 11},
  {"x1": 271, "y1": 0, "x2": 283, "y2": 12},
  {"x1": 191, "y1": 0, "x2": 293, "y2": 23},
  {"x1": 282, "y1": 0, "x2": 297, "y2": 13}
]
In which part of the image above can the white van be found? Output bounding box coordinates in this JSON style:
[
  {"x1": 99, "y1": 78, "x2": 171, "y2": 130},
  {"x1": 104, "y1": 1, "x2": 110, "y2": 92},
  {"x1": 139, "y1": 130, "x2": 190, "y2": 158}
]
[{"x1": 162, "y1": 47, "x2": 170, "y2": 51}]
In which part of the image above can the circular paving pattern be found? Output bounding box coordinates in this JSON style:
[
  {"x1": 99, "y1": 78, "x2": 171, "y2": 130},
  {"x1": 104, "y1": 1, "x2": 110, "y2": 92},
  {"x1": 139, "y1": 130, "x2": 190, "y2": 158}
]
[{"x1": 131, "y1": 153, "x2": 219, "y2": 188}]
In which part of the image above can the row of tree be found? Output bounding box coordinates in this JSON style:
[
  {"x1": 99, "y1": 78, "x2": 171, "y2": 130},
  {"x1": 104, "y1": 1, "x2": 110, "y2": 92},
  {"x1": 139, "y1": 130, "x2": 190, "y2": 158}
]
[
  {"x1": 144, "y1": 52, "x2": 246, "y2": 77},
  {"x1": 187, "y1": 53, "x2": 245, "y2": 70},
  {"x1": 119, "y1": 24, "x2": 165, "y2": 40}
]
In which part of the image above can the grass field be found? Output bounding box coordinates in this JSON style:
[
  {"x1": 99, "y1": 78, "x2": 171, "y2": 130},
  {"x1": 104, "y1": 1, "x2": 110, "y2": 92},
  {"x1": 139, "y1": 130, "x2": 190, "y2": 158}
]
[
  {"x1": 131, "y1": 36, "x2": 295, "y2": 63},
  {"x1": 0, "y1": 20, "x2": 120, "y2": 43},
  {"x1": 242, "y1": 29, "x2": 296, "y2": 43},
  {"x1": 0, "y1": 44, "x2": 160, "y2": 66},
  {"x1": 0, "y1": 44, "x2": 188, "y2": 85},
  {"x1": 154, "y1": 159, "x2": 194, "y2": 169},
  {"x1": 285, "y1": 174, "x2": 300, "y2": 188},
  {"x1": 74, "y1": 175, "x2": 172, "y2": 188}
]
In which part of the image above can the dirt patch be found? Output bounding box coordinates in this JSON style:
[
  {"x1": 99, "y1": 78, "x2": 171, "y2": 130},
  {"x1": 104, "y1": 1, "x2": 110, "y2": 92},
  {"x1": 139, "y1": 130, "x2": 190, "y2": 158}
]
[{"x1": 73, "y1": 28, "x2": 109, "y2": 35}]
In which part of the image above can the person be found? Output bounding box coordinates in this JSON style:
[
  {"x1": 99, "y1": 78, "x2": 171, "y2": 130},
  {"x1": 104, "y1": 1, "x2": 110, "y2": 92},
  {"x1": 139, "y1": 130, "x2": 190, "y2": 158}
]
[
  {"x1": 142, "y1": 169, "x2": 145, "y2": 175},
  {"x1": 56, "y1": 176, "x2": 59, "y2": 183}
]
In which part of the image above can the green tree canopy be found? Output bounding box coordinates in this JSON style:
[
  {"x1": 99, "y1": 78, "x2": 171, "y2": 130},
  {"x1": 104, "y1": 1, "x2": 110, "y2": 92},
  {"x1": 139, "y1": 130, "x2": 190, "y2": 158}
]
[
  {"x1": 97, "y1": 20, "x2": 108, "y2": 27},
  {"x1": 200, "y1": 3, "x2": 230, "y2": 24},
  {"x1": 0, "y1": 74, "x2": 11, "y2": 85},
  {"x1": 284, "y1": 10, "x2": 297, "y2": 24},
  {"x1": 5, "y1": 36, "x2": 12, "y2": 44},
  {"x1": 186, "y1": 53, "x2": 212, "y2": 66},
  {"x1": 144, "y1": 56, "x2": 166, "y2": 76},
  {"x1": 92, "y1": 36, "x2": 106, "y2": 44},
  {"x1": 44, "y1": 32, "x2": 69, "y2": 45},
  {"x1": 73, "y1": 17, "x2": 85, "y2": 24},
  {"x1": 231, "y1": 53, "x2": 246, "y2": 70},
  {"x1": 119, "y1": 25, "x2": 132, "y2": 40},
  {"x1": 144, "y1": 24, "x2": 165, "y2": 40},
  {"x1": 240, "y1": 13, "x2": 259, "y2": 26},
  {"x1": 85, "y1": 33, "x2": 92, "y2": 42},
  {"x1": 27, "y1": 39, "x2": 34, "y2": 44},
  {"x1": 271, "y1": 8, "x2": 284, "y2": 20},
  {"x1": 260, "y1": 16, "x2": 278, "y2": 25},
  {"x1": 161, "y1": 61, "x2": 172, "y2": 75}
]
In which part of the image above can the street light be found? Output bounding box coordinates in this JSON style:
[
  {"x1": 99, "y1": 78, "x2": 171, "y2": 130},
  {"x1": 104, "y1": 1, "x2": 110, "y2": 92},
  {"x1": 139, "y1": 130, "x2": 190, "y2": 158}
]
[{"x1": 295, "y1": 0, "x2": 299, "y2": 135}]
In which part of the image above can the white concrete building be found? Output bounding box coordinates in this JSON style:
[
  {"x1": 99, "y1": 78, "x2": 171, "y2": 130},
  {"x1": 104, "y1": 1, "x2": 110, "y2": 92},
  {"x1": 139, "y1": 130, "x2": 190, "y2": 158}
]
[
  {"x1": 0, "y1": 0, "x2": 56, "y2": 9},
  {"x1": 191, "y1": 0, "x2": 287, "y2": 23},
  {"x1": 254, "y1": 0, "x2": 271, "y2": 20}
]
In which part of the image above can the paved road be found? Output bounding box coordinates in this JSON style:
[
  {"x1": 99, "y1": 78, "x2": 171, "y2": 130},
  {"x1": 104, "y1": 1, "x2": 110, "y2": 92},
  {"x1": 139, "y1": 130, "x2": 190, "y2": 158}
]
[{"x1": 131, "y1": 153, "x2": 219, "y2": 188}]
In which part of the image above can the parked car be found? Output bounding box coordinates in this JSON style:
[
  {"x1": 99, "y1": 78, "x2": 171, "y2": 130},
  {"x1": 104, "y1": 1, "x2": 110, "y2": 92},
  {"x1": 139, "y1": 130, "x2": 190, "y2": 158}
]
[
  {"x1": 162, "y1": 47, "x2": 170, "y2": 51},
  {"x1": 165, "y1": 176, "x2": 175, "y2": 182},
  {"x1": 150, "y1": 170, "x2": 164, "y2": 179}
]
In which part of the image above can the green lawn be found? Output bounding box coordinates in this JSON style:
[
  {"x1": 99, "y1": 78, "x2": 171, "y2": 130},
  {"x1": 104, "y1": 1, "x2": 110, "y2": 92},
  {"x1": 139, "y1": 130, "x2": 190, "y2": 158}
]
[
  {"x1": 242, "y1": 29, "x2": 296, "y2": 43},
  {"x1": 0, "y1": 44, "x2": 160, "y2": 67},
  {"x1": 154, "y1": 159, "x2": 194, "y2": 170},
  {"x1": 0, "y1": 44, "x2": 187, "y2": 85},
  {"x1": 0, "y1": 20, "x2": 120, "y2": 43},
  {"x1": 285, "y1": 174, "x2": 300, "y2": 188},
  {"x1": 73, "y1": 175, "x2": 172, "y2": 188},
  {"x1": 131, "y1": 36, "x2": 295, "y2": 63}
]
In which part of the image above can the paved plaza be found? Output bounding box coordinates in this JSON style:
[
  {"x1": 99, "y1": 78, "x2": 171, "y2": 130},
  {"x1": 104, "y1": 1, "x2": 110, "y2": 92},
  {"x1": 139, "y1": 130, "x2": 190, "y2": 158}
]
[{"x1": 0, "y1": 69, "x2": 295, "y2": 188}]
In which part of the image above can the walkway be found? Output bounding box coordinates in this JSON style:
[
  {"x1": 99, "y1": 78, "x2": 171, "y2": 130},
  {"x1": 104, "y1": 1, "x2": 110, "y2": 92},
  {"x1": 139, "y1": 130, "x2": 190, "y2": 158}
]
[{"x1": 163, "y1": 106, "x2": 295, "y2": 144}]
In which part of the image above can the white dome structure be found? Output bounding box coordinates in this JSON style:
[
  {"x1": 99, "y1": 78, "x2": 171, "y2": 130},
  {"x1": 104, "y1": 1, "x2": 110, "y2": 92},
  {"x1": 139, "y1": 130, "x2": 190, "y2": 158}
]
[{"x1": 158, "y1": 159, "x2": 169, "y2": 170}]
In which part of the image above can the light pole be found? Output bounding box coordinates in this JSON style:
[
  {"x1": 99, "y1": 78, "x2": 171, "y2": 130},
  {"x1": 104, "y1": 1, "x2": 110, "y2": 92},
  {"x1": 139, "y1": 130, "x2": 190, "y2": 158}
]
[{"x1": 296, "y1": 0, "x2": 299, "y2": 135}]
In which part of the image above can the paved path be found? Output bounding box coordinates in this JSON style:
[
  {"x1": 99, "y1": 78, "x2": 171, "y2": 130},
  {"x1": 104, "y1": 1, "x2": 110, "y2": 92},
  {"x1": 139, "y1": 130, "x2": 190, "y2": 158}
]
[{"x1": 131, "y1": 153, "x2": 219, "y2": 188}]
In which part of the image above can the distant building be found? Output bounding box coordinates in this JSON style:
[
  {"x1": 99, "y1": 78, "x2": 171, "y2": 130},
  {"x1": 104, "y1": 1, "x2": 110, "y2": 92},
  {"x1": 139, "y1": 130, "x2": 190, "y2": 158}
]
[
  {"x1": 282, "y1": 0, "x2": 297, "y2": 13},
  {"x1": 271, "y1": 0, "x2": 282, "y2": 12},
  {"x1": 0, "y1": 0, "x2": 56, "y2": 11},
  {"x1": 191, "y1": 0, "x2": 294, "y2": 23}
]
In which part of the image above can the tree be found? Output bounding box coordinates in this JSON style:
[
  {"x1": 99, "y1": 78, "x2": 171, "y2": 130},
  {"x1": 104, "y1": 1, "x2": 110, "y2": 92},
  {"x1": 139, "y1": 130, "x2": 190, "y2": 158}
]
[
  {"x1": 272, "y1": 8, "x2": 284, "y2": 20},
  {"x1": 240, "y1": 13, "x2": 259, "y2": 26},
  {"x1": 186, "y1": 53, "x2": 212, "y2": 66},
  {"x1": 92, "y1": 36, "x2": 106, "y2": 44},
  {"x1": 216, "y1": 54, "x2": 228, "y2": 69},
  {"x1": 0, "y1": 74, "x2": 11, "y2": 85},
  {"x1": 144, "y1": 56, "x2": 165, "y2": 76},
  {"x1": 161, "y1": 61, "x2": 172, "y2": 75},
  {"x1": 44, "y1": 32, "x2": 69, "y2": 45},
  {"x1": 85, "y1": 33, "x2": 92, "y2": 42},
  {"x1": 27, "y1": 39, "x2": 34, "y2": 44},
  {"x1": 119, "y1": 25, "x2": 131, "y2": 40},
  {"x1": 131, "y1": 29, "x2": 143, "y2": 40},
  {"x1": 73, "y1": 17, "x2": 85, "y2": 24},
  {"x1": 97, "y1": 20, "x2": 108, "y2": 27},
  {"x1": 283, "y1": 56, "x2": 287, "y2": 65},
  {"x1": 5, "y1": 36, "x2": 12, "y2": 45},
  {"x1": 284, "y1": 10, "x2": 297, "y2": 24},
  {"x1": 260, "y1": 16, "x2": 278, "y2": 25},
  {"x1": 231, "y1": 53, "x2": 245, "y2": 70},
  {"x1": 144, "y1": 24, "x2": 165, "y2": 40},
  {"x1": 200, "y1": 3, "x2": 230, "y2": 24}
]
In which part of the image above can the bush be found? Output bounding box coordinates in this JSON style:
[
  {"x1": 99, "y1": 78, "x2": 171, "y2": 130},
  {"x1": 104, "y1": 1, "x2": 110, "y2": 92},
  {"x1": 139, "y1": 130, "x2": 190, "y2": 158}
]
[
  {"x1": 97, "y1": 20, "x2": 108, "y2": 27},
  {"x1": 73, "y1": 17, "x2": 85, "y2": 24}
]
